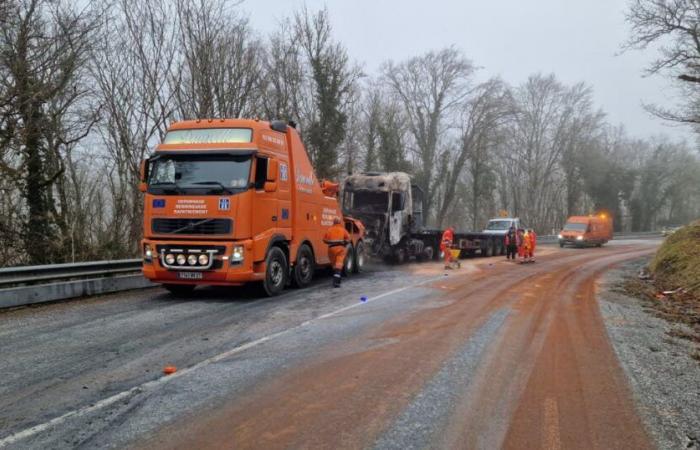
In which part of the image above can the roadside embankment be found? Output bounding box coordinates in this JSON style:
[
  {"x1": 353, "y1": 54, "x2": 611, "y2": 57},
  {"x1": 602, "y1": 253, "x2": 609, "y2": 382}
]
[{"x1": 598, "y1": 259, "x2": 700, "y2": 449}]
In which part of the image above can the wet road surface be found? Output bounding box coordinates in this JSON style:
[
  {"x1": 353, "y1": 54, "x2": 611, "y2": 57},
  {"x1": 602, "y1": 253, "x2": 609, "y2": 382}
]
[{"x1": 0, "y1": 240, "x2": 660, "y2": 449}]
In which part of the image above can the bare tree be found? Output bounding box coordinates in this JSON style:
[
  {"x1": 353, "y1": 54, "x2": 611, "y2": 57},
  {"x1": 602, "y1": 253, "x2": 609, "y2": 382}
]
[
  {"x1": 258, "y1": 22, "x2": 306, "y2": 122},
  {"x1": 0, "y1": 0, "x2": 99, "y2": 264},
  {"x1": 436, "y1": 79, "x2": 512, "y2": 228},
  {"x1": 383, "y1": 47, "x2": 474, "y2": 223},
  {"x1": 626, "y1": 0, "x2": 700, "y2": 123},
  {"x1": 175, "y1": 0, "x2": 262, "y2": 119},
  {"x1": 91, "y1": 0, "x2": 180, "y2": 256},
  {"x1": 293, "y1": 6, "x2": 362, "y2": 179}
]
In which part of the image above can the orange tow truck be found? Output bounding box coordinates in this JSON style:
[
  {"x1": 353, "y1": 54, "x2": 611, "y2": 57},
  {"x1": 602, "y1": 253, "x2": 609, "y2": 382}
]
[{"x1": 139, "y1": 119, "x2": 365, "y2": 296}]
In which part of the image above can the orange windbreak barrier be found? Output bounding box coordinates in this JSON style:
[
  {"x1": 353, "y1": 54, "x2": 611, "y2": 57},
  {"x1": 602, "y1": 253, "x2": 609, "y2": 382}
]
[{"x1": 140, "y1": 119, "x2": 364, "y2": 295}]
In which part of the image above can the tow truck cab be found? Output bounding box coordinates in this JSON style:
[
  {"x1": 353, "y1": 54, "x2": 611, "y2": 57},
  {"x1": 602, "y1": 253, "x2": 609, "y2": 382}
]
[{"x1": 140, "y1": 119, "x2": 364, "y2": 296}]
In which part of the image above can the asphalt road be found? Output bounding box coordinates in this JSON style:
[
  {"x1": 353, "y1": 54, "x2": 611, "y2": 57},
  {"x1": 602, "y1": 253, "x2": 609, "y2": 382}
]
[{"x1": 0, "y1": 239, "x2": 662, "y2": 449}]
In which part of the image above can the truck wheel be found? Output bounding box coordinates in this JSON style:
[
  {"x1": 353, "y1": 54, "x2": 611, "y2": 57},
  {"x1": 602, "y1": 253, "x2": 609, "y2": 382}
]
[
  {"x1": 483, "y1": 241, "x2": 493, "y2": 257},
  {"x1": 422, "y1": 246, "x2": 434, "y2": 262},
  {"x1": 164, "y1": 284, "x2": 195, "y2": 297},
  {"x1": 394, "y1": 248, "x2": 406, "y2": 264},
  {"x1": 263, "y1": 247, "x2": 288, "y2": 296},
  {"x1": 292, "y1": 244, "x2": 314, "y2": 288},
  {"x1": 559, "y1": 242, "x2": 564, "y2": 248},
  {"x1": 343, "y1": 243, "x2": 355, "y2": 276},
  {"x1": 353, "y1": 241, "x2": 365, "y2": 273}
]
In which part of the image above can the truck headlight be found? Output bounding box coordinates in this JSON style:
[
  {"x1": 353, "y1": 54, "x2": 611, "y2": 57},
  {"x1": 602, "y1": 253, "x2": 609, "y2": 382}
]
[
  {"x1": 165, "y1": 253, "x2": 175, "y2": 265},
  {"x1": 231, "y1": 245, "x2": 244, "y2": 263},
  {"x1": 176, "y1": 254, "x2": 187, "y2": 265},
  {"x1": 557, "y1": 234, "x2": 563, "y2": 239},
  {"x1": 576, "y1": 236, "x2": 584, "y2": 241},
  {"x1": 143, "y1": 244, "x2": 153, "y2": 262},
  {"x1": 187, "y1": 254, "x2": 198, "y2": 265},
  {"x1": 198, "y1": 254, "x2": 209, "y2": 265}
]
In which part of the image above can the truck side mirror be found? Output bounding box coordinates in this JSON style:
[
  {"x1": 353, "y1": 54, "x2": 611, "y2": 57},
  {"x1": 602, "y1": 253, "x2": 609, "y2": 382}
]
[
  {"x1": 267, "y1": 159, "x2": 278, "y2": 182},
  {"x1": 264, "y1": 181, "x2": 277, "y2": 193},
  {"x1": 139, "y1": 159, "x2": 149, "y2": 193}
]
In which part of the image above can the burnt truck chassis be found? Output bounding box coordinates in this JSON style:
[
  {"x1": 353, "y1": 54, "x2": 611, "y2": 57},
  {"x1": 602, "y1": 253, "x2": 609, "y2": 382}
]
[
  {"x1": 342, "y1": 172, "x2": 504, "y2": 263},
  {"x1": 358, "y1": 225, "x2": 504, "y2": 263}
]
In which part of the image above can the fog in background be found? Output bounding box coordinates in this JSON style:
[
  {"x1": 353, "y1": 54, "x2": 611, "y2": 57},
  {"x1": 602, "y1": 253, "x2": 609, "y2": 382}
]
[{"x1": 245, "y1": 0, "x2": 692, "y2": 142}]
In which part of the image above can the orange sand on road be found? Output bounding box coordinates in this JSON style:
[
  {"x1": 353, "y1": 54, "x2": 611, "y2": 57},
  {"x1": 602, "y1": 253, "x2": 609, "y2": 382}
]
[{"x1": 143, "y1": 244, "x2": 656, "y2": 450}]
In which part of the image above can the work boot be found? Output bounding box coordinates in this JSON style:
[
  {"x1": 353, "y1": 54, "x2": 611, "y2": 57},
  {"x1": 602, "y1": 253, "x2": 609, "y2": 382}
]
[{"x1": 333, "y1": 272, "x2": 341, "y2": 288}]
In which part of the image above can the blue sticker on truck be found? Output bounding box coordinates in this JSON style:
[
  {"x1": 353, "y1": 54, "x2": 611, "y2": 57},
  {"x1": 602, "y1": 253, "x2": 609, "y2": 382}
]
[
  {"x1": 281, "y1": 208, "x2": 289, "y2": 220},
  {"x1": 219, "y1": 198, "x2": 230, "y2": 211},
  {"x1": 152, "y1": 199, "x2": 165, "y2": 208}
]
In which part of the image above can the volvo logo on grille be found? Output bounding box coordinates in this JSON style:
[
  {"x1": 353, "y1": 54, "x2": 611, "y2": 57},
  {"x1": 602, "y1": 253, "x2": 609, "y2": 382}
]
[{"x1": 219, "y1": 198, "x2": 230, "y2": 211}]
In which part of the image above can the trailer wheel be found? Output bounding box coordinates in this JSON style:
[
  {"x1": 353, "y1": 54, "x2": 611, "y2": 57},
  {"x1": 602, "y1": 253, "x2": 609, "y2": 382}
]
[
  {"x1": 164, "y1": 284, "x2": 195, "y2": 297},
  {"x1": 262, "y1": 247, "x2": 288, "y2": 296},
  {"x1": 292, "y1": 244, "x2": 314, "y2": 288},
  {"x1": 353, "y1": 241, "x2": 365, "y2": 273},
  {"x1": 343, "y1": 243, "x2": 355, "y2": 275}
]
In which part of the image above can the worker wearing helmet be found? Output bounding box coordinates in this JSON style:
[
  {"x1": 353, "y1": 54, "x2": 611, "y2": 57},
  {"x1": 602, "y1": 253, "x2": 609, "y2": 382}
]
[
  {"x1": 323, "y1": 217, "x2": 351, "y2": 287},
  {"x1": 440, "y1": 226, "x2": 455, "y2": 269}
]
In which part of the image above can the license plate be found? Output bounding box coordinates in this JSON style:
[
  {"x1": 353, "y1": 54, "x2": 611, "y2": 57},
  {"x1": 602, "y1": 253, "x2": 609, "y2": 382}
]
[{"x1": 177, "y1": 271, "x2": 203, "y2": 280}]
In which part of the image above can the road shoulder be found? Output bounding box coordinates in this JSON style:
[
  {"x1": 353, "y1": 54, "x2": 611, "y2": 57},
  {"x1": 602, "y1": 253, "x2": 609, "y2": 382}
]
[{"x1": 597, "y1": 258, "x2": 700, "y2": 450}]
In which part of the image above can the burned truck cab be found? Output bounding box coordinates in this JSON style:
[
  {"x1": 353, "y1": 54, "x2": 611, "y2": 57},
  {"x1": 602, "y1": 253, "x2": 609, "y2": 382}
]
[{"x1": 342, "y1": 172, "x2": 432, "y2": 262}]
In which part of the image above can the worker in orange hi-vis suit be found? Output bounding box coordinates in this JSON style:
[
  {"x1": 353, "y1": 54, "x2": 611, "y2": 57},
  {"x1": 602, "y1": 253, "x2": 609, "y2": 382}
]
[
  {"x1": 323, "y1": 217, "x2": 351, "y2": 287},
  {"x1": 528, "y1": 228, "x2": 537, "y2": 262},
  {"x1": 440, "y1": 226, "x2": 455, "y2": 269},
  {"x1": 521, "y1": 229, "x2": 533, "y2": 263}
]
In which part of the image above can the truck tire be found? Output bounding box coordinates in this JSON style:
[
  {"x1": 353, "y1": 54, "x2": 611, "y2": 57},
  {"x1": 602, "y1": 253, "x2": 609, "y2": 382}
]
[
  {"x1": 292, "y1": 244, "x2": 314, "y2": 288},
  {"x1": 421, "y1": 245, "x2": 434, "y2": 262},
  {"x1": 262, "y1": 246, "x2": 288, "y2": 296},
  {"x1": 164, "y1": 284, "x2": 195, "y2": 297},
  {"x1": 343, "y1": 243, "x2": 355, "y2": 276},
  {"x1": 394, "y1": 247, "x2": 406, "y2": 264},
  {"x1": 483, "y1": 241, "x2": 493, "y2": 257},
  {"x1": 353, "y1": 241, "x2": 365, "y2": 273}
]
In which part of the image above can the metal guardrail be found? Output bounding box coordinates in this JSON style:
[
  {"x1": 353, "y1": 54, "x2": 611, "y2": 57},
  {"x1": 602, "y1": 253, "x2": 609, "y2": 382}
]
[
  {"x1": 0, "y1": 259, "x2": 152, "y2": 309},
  {"x1": 0, "y1": 259, "x2": 142, "y2": 287},
  {"x1": 537, "y1": 231, "x2": 662, "y2": 245}
]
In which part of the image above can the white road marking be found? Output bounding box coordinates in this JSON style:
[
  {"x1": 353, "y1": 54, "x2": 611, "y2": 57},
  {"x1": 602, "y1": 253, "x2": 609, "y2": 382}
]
[{"x1": 0, "y1": 275, "x2": 445, "y2": 447}]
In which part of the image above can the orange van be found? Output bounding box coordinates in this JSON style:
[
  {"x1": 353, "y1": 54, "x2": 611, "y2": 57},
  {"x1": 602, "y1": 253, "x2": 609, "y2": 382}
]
[
  {"x1": 139, "y1": 119, "x2": 365, "y2": 296},
  {"x1": 558, "y1": 214, "x2": 613, "y2": 248}
]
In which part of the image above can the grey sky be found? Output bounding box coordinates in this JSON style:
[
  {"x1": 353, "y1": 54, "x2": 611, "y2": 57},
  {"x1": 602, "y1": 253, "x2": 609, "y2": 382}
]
[{"x1": 243, "y1": 0, "x2": 694, "y2": 142}]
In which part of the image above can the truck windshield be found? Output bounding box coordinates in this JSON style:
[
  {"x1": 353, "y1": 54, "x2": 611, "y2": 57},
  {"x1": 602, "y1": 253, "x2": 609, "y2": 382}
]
[
  {"x1": 486, "y1": 220, "x2": 512, "y2": 230},
  {"x1": 346, "y1": 190, "x2": 389, "y2": 213},
  {"x1": 148, "y1": 155, "x2": 251, "y2": 195},
  {"x1": 563, "y1": 223, "x2": 587, "y2": 231}
]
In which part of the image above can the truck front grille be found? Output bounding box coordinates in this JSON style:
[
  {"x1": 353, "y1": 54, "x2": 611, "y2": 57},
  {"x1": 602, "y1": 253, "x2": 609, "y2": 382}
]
[{"x1": 152, "y1": 218, "x2": 232, "y2": 235}]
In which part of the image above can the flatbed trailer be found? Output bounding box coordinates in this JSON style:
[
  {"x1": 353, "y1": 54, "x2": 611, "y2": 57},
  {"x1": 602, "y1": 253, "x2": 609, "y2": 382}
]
[{"x1": 412, "y1": 229, "x2": 504, "y2": 259}]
